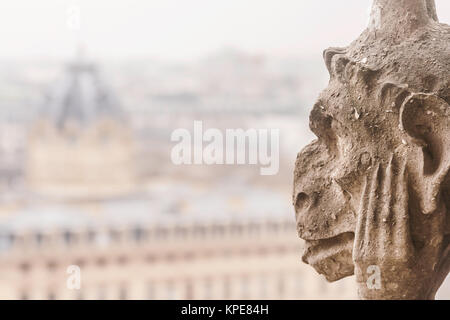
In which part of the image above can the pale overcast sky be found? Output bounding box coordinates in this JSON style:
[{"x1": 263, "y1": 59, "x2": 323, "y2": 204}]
[{"x1": 0, "y1": 0, "x2": 449, "y2": 61}]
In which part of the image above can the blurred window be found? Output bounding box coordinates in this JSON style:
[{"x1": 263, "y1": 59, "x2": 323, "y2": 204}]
[
  {"x1": 248, "y1": 223, "x2": 260, "y2": 235},
  {"x1": 63, "y1": 230, "x2": 74, "y2": 245},
  {"x1": 96, "y1": 257, "x2": 107, "y2": 267},
  {"x1": 193, "y1": 225, "x2": 206, "y2": 238},
  {"x1": 223, "y1": 248, "x2": 232, "y2": 257},
  {"x1": 174, "y1": 226, "x2": 188, "y2": 239},
  {"x1": 230, "y1": 223, "x2": 243, "y2": 235},
  {"x1": 257, "y1": 246, "x2": 268, "y2": 255},
  {"x1": 8, "y1": 233, "x2": 16, "y2": 247},
  {"x1": 117, "y1": 255, "x2": 128, "y2": 265},
  {"x1": 47, "y1": 261, "x2": 57, "y2": 271},
  {"x1": 109, "y1": 229, "x2": 121, "y2": 242},
  {"x1": 35, "y1": 232, "x2": 44, "y2": 246},
  {"x1": 268, "y1": 221, "x2": 279, "y2": 233},
  {"x1": 74, "y1": 258, "x2": 86, "y2": 268},
  {"x1": 276, "y1": 245, "x2": 287, "y2": 254},
  {"x1": 87, "y1": 230, "x2": 97, "y2": 243},
  {"x1": 183, "y1": 251, "x2": 195, "y2": 261},
  {"x1": 165, "y1": 253, "x2": 177, "y2": 262},
  {"x1": 154, "y1": 227, "x2": 168, "y2": 240},
  {"x1": 212, "y1": 224, "x2": 225, "y2": 237},
  {"x1": 19, "y1": 262, "x2": 31, "y2": 273},
  {"x1": 132, "y1": 226, "x2": 147, "y2": 243}
]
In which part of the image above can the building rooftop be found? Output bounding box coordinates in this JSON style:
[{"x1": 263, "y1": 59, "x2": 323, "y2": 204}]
[
  {"x1": 0, "y1": 185, "x2": 294, "y2": 233},
  {"x1": 41, "y1": 56, "x2": 123, "y2": 129}
]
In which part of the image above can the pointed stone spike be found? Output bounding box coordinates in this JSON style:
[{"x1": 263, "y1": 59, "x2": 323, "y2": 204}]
[{"x1": 369, "y1": 0, "x2": 438, "y2": 38}]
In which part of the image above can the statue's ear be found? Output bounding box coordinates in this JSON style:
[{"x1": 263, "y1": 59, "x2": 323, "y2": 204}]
[{"x1": 400, "y1": 93, "x2": 450, "y2": 214}]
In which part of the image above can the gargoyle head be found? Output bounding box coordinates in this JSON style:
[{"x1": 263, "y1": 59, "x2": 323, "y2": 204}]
[{"x1": 293, "y1": 0, "x2": 450, "y2": 299}]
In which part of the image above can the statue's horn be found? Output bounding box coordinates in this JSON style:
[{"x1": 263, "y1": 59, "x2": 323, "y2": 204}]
[{"x1": 369, "y1": 0, "x2": 438, "y2": 38}]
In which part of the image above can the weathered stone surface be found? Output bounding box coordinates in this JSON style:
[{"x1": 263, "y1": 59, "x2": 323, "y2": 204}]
[{"x1": 293, "y1": 0, "x2": 449, "y2": 299}]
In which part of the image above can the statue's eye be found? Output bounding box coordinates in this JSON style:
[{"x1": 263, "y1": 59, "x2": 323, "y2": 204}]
[
  {"x1": 332, "y1": 56, "x2": 351, "y2": 81},
  {"x1": 310, "y1": 108, "x2": 339, "y2": 157},
  {"x1": 295, "y1": 192, "x2": 310, "y2": 213},
  {"x1": 343, "y1": 61, "x2": 357, "y2": 83}
]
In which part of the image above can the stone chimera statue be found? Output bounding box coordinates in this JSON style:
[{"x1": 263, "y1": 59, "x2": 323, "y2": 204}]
[{"x1": 293, "y1": 0, "x2": 449, "y2": 299}]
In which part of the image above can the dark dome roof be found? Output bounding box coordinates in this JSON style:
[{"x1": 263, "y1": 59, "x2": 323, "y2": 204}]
[{"x1": 42, "y1": 58, "x2": 124, "y2": 129}]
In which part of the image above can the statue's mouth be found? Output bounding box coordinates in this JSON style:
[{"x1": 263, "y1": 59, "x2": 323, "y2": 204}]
[{"x1": 302, "y1": 232, "x2": 355, "y2": 282}]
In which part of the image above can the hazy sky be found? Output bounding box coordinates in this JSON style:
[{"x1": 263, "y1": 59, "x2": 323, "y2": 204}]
[{"x1": 0, "y1": 0, "x2": 449, "y2": 61}]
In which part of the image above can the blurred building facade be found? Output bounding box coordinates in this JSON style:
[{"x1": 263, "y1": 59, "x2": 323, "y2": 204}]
[
  {"x1": 0, "y1": 193, "x2": 356, "y2": 300},
  {"x1": 0, "y1": 54, "x2": 361, "y2": 300},
  {"x1": 26, "y1": 57, "x2": 137, "y2": 200}
]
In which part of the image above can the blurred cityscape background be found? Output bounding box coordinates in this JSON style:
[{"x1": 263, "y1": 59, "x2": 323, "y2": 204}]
[{"x1": 0, "y1": 0, "x2": 448, "y2": 300}]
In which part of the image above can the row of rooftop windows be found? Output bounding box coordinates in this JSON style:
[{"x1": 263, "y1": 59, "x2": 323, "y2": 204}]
[
  {"x1": 15, "y1": 243, "x2": 297, "y2": 275},
  {"x1": 18, "y1": 270, "x2": 321, "y2": 300},
  {"x1": 0, "y1": 220, "x2": 296, "y2": 251}
]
